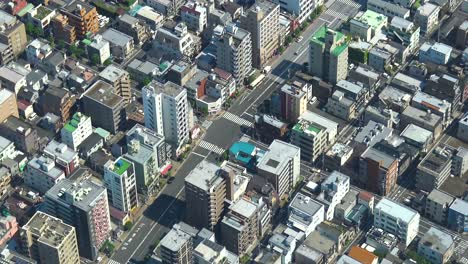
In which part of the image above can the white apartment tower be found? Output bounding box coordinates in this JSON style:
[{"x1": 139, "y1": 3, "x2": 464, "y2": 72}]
[
  {"x1": 104, "y1": 157, "x2": 139, "y2": 212},
  {"x1": 143, "y1": 81, "x2": 190, "y2": 154},
  {"x1": 60, "y1": 112, "x2": 93, "y2": 150}
]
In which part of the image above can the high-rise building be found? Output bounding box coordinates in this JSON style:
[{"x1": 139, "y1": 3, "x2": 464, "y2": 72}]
[
  {"x1": 60, "y1": 1, "x2": 99, "y2": 40},
  {"x1": 220, "y1": 198, "x2": 259, "y2": 255},
  {"x1": 309, "y1": 25, "x2": 349, "y2": 84},
  {"x1": 124, "y1": 124, "x2": 171, "y2": 194},
  {"x1": 143, "y1": 81, "x2": 189, "y2": 153},
  {"x1": 359, "y1": 147, "x2": 398, "y2": 196},
  {"x1": 0, "y1": 10, "x2": 27, "y2": 58},
  {"x1": 0, "y1": 89, "x2": 19, "y2": 123},
  {"x1": 290, "y1": 118, "x2": 328, "y2": 163},
  {"x1": 273, "y1": 0, "x2": 322, "y2": 24},
  {"x1": 160, "y1": 222, "x2": 196, "y2": 264},
  {"x1": 214, "y1": 23, "x2": 252, "y2": 85},
  {"x1": 20, "y1": 211, "x2": 80, "y2": 264},
  {"x1": 81, "y1": 80, "x2": 126, "y2": 134},
  {"x1": 257, "y1": 140, "x2": 301, "y2": 197},
  {"x1": 104, "y1": 157, "x2": 139, "y2": 212},
  {"x1": 184, "y1": 160, "x2": 226, "y2": 230},
  {"x1": 374, "y1": 198, "x2": 420, "y2": 246},
  {"x1": 279, "y1": 83, "x2": 308, "y2": 123},
  {"x1": 240, "y1": 1, "x2": 280, "y2": 68},
  {"x1": 44, "y1": 179, "x2": 111, "y2": 261},
  {"x1": 99, "y1": 65, "x2": 132, "y2": 104},
  {"x1": 61, "y1": 112, "x2": 93, "y2": 151}
]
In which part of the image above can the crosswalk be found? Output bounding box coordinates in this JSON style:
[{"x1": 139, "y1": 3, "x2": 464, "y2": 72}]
[
  {"x1": 199, "y1": 140, "x2": 226, "y2": 155},
  {"x1": 455, "y1": 237, "x2": 468, "y2": 258},
  {"x1": 201, "y1": 120, "x2": 212, "y2": 129},
  {"x1": 223, "y1": 112, "x2": 253, "y2": 127},
  {"x1": 108, "y1": 259, "x2": 122, "y2": 264},
  {"x1": 325, "y1": 0, "x2": 361, "y2": 19}
]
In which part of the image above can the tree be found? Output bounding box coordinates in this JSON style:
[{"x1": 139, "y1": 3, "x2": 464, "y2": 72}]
[
  {"x1": 90, "y1": 54, "x2": 100, "y2": 65},
  {"x1": 104, "y1": 59, "x2": 112, "y2": 66},
  {"x1": 124, "y1": 221, "x2": 133, "y2": 231},
  {"x1": 57, "y1": 40, "x2": 66, "y2": 50},
  {"x1": 47, "y1": 35, "x2": 55, "y2": 48},
  {"x1": 240, "y1": 255, "x2": 250, "y2": 264},
  {"x1": 100, "y1": 240, "x2": 115, "y2": 255},
  {"x1": 142, "y1": 76, "x2": 152, "y2": 86}
]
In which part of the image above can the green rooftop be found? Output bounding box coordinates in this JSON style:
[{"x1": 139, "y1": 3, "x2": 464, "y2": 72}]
[
  {"x1": 82, "y1": 39, "x2": 92, "y2": 46},
  {"x1": 355, "y1": 10, "x2": 387, "y2": 30},
  {"x1": 113, "y1": 158, "x2": 131, "y2": 175},
  {"x1": 63, "y1": 123, "x2": 77, "y2": 133},
  {"x1": 310, "y1": 25, "x2": 345, "y2": 46},
  {"x1": 293, "y1": 122, "x2": 322, "y2": 135},
  {"x1": 33, "y1": 5, "x2": 53, "y2": 20},
  {"x1": 332, "y1": 43, "x2": 349, "y2": 57},
  {"x1": 63, "y1": 112, "x2": 87, "y2": 133}
]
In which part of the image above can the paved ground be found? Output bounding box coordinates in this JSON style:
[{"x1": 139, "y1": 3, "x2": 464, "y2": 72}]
[{"x1": 109, "y1": 0, "x2": 362, "y2": 262}]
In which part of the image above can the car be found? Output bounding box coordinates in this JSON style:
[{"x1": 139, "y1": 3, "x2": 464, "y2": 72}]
[
  {"x1": 310, "y1": 96, "x2": 317, "y2": 104},
  {"x1": 403, "y1": 197, "x2": 412, "y2": 205},
  {"x1": 297, "y1": 36, "x2": 303, "y2": 42},
  {"x1": 167, "y1": 177, "x2": 175, "y2": 184},
  {"x1": 294, "y1": 51, "x2": 299, "y2": 55}
]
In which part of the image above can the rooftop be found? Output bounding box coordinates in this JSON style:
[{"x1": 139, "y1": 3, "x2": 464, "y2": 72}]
[
  {"x1": 326, "y1": 142, "x2": 353, "y2": 158},
  {"x1": 375, "y1": 198, "x2": 419, "y2": 223},
  {"x1": 0, "y1": 89, "x2": 14, "y2": 106},
  {"x1": 401, "y1": 105, "x2": 442, "y2": 128},
  {"x1": 144, "y1": 80, "x2": 186, "y2": 98},
  {"x1": 289, "y1": 193, "x2": 324, "y2": 221},
  {"x1": 102, "y1": 28, "x2": 133, "y2": 47},
  {"x1": 355, "y1": 120, "x2": 393, "y2": 147},
  {"x1": 349, "y1": 246, "x2": 378, "y2": 264},
  {"x1": 109, "y1": 157, "x2": 132, "y2": 176},
  {"x1": 84, "y1": 80, "x2": 124, "y2": 107},
  {"x1": 419, "y1": 145, "x2": 453, "y2": 174},
  {"x1": 427, "y1": 189, "x2": 454, "y2": 206},
  {"x1": 230, "y1": 198, "x2": 257, "y2": 219},
  {"x1": 185, "y1": 160, "x2": 223, "y2": 191},
  {"x1": 257, "y1": 140, "x2": 300, "y2": 175},
  {"x1": 361, "y1": 147, "x2": 396, "y2": 169},
  {"x1": 44, "y1": 140, "x2": 78, "y2": 163},
  {"x1": 354, "y1": 10, "x2": 387, "y2": 30},
  {"x1": 23, "y1": 211, "x2": 74, "y2": 248},
  {"x1": 63, "y1": 112, "x2": 90, "y2": 133},
  {"x1": 281, "y1": 83, "x2": 306, "y2": 98},
  {"x1": 417, "y1": 3, "x2": 439, "y2": 16},
  {"x1": 300, "y1": 111, "x2": 338, "y2": 135},
  {"x1": 419, "y1": 227, "x2": 454, "y2": 254},
  {"x1": 160, "y1": 223, "x2": 194, "y2": 252},
  {"x1": 400, "y1": 124, "x2": 433, "y2": 144},
  {"x1": 28, "y1": 156, "x2": 64, "y2": 180},
  {"x1": 0, "y1": 136, "x2": 12, "y2": 151},
  {"x1": 99, "y1": 65, "x2": 128, "y2": 83},
  {"x1": 449, "y1": 198, "x2": 468, "y2": 215}
]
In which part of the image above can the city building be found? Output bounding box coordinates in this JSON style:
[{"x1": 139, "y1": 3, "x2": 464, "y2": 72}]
[
  {"x1": 61, "y1": 112, "x2": 93, "y2": 151},
  {"x1": 116, "y1": 14, "x2": 150, "y2": 45},
  {"x1": 419, "y1": 42, "x2": 452, "y2": 65},
  {"x1": 254, "y1": 114, "x2": 288, "y2": 144},
  {"x1": 326, "y1": 90, "x2": 356, "y2": 121},
  {"x1": 24, "y1": 156, "x2": 66, "y2": 194},
  {"x1": 99, "y1": 65, "x2": 131, "y2": 103},
  {"x1": 60, "y1": 1, "x2": 99, "y2": 40},
  {"x1": 240, "y1": 1, "x2": 280, "y2": 68},
  {"x1": 148, "y1": 0, "x2": 185, "y2": 16},
  {"x1": 51, "y1": 14, "x2": 76, "y2": 44},
  {"x1": 20, "y1": 211, "x2": 80, "y2": 264},
  {"x1": 367, "y1": 0, "x2": 410, "y2": 19},
  {"x1": 185, "y1": 160, "x2": 226, "y2": 230},
  {"x1": 101, "y1": 28, "x2": 135, "y2": 61},
  {"x1": 414, "y1": 3, "x2": 440, "y2": 36},
  {"x1": 418, "y1": 227, "x2": 454, "y2": 264},
  {"x1": 37, "y1": 86, "x2": 74, "y2": 123},
  {"x1": 400, "y1": 124, "x2": 433, "y2": 152},
  {"x1": 43, "y1": 140, "x2": 79, "y2": 176},
  {"x1": 214, "y1": 23, "x2": 252, "y2": 85},
  {"x1": 387, "y1": 16, "x2": 420, "y2": 53},
  {"x1": 127, "y1": 59, "x2": 159, "y2": 83},
  {"x1": 452, "y1": 146, "x2": 468, "y2": 177},
  {"x1": 350, "y1": 10, "x2": 387, "y2": 42},
  {"x1": 26, "y1": 4, "x2": 56, "y2": 31},
  {"x1": 160, "y1": 222, "x2": 195, "y2": 264},
  {"x1": 400, "y1": 106, "x2": 443, "y2": 140},
  {"x1": 425, "y1": 74, "x2": 462, "y2": 112},
  {"x1": 0, "y1": 136, "x2": 15, "y2": 162},
  {"x1": 44, "y1": 179, "x2": 111, "y2": 261},
  {"x1": 124, "y1": 124, "x2": 171, "y2": 195},
  {"x1": 279, "y1": 83, "x2": 308, "y2": 123},
  {"x1": 348, "y1": 246, "x2": 378, "y2": 264},
  {"x1": 133, "y1": 6, "x2": 164, "y2": 30},
  {"x1": 0, "y1": 89, "x2": 18, "y2": 123},
  {"x1": 0, "y1": 116, "x2": 39, "y2": 154},
  {"x1": 257, "y1": 140, "x2": 301, "y2": 197},
  {"x1": 181, "y1": 1, "x2": 207, "y2": 33},
  {"x1": 220, "y1": 198, "x2": 259, "y2": 255},
  {"x1": 193, "y1": 238, "x2": 239, "y2": 264},
  {"x1": 309, "y1": 25, "x2": 349, "y2": 84},
  {"x1": 425, "y1": 189, "x2": 455, "y2": 225},
  {"x1": 287, "y1": 192, "x2": 325, "y2": 237},
  {"x1": 416, "y1": 145, "x2": 453, "y2": 192},
  {"x1": 273, "y1": 0, "x2": 321, "y2": 24},
  {"x1": 458, "y1": 112, "x2": 468, "y2": 143},
  {"x1": 0, "y1": 215, "x2": 17, "y2": 247},
  {"x1": 411, "y1": 91, "x2": 451, "y2": 127},
  {"x1": 359, "y1": 146, "x2": 398, "y2": 195},
  {"x1": 325, "y1": 142, "x2": 353, "y2": 171},
  {"x1": 374, "y1": 198, "x2": 420, "y2": 246},
  {"x1": 447, "y1": 198, "x2": 468, "y2": 233},
  {"x1": 87, "y1": 34, "x2": 111, "y2": 65},
  {"x1": 81, "y1": 80, "x2": 126, "y2": 134},
  {"x1": 317, "y1": 171, "x2": 350, "y2": 220},
  {"x1": 143, "y1": 81, "x2": 189, "y2": 153},
  {"x1": 25, "y1": 39, "x2": 52, "y2": 66},
  {"x1": 154, "y1": 22, "x2": 200, "y2": 60},
  {"x1": 335, "y1": 80, "x2": 369, "y2": 112},
  {"x1": 0, "y1": 65, "x2": 27, "y2": 94},
  {"x1": 0, "y1": 10, "x2": 27, "y2": 57},
  {"x1": 104, "y1": 157, "x2": 139, "y2": 213}
]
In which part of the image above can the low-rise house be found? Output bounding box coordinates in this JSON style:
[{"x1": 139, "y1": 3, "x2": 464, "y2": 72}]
[
  {"x1": 43, "y1": 140, "x2": 79, "y2": 176},
  {"x1": 287, "y1": 193, "x2": 325, "y2": 237},
  {"x1": 418, "y1": 227, "x2": 454, "y2": 264},
  {"x1": 419, "y1": 42, "x2": 452, "y2": 65},
  {"x1": 425, "y1": 189, "x2": 454, "y2": 225},
  {"x1": 102, "y1": 28, "x2": 135, "y2": 61},
  {"x1": 24, "y1": 156, "x2": 65, "y2": 194}
]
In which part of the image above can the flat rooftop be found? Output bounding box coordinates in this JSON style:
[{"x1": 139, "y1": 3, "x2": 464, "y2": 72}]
[
  {"x1": 354, "y1": 10, "x2": 387, "y2": 30},
  {"x1": 375, "y1": 198, "x2": 419, "y2": 223},
  {"x1": 257, "y1": 140, "x2": 300, "y2": 175},
  {"x1": 44, "y1": 140, "x2": 77, "y2": 163},
  {"x1": 419, "y1": 145, "x2": 453, "y2": 174},
  {"x1": 145, "y1": 80, "x2": 186, "y2": 97},
  {"x1": 419, "y1": 227, "x2": 454, "y2": 254},
  {"x1": 361, "y1": 147, "x2": 396, "y2": 169},
  {"x1": 99, "y1": 64, "x2": 127, "y2": 83},
  {"x1": 230, "y1": 198, "x2": 257, "y2": 219},
  {"x1": 84, "y1": 80, "x2": 124, "y2": 107},
  {"x1": 23, "y1": 211, "x2": 74, "y2": 248},
  {"x1": 185, "y1": 160, "x2": 222, "y2": 191},
  {"x1": 400, "y1": 124, "x2": 433, "y2": 144}
]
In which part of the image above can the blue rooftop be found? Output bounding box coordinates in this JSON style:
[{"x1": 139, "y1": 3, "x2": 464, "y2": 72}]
[{"x1": 229, "y1": 142, "x2": 256, "y2": 166}]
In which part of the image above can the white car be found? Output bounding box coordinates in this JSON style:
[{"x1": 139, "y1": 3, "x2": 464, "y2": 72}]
[
  {"x1": 310, "y1": 96, "x2": 317, "y2": 104},
  {"x1": 297, "y1": 36, "x2": 303, "y2": 42}
]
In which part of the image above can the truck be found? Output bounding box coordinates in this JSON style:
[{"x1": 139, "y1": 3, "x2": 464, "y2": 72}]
[{"x1": 263, "y1": 66, "x2": 271, "y2": 74}]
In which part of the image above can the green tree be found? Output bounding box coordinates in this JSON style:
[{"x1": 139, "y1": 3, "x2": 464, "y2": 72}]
[
  {"x1": 124, "y1": 221, "x2": 133, "y2": 231},
  {"x1": 104, "y1": 58, "x2": 112, "y2": 66},
  {"x1": 90, "y1": 54, "x2": 100, "y2": 65},
  {"x1": 143, "y1": 76, "x2": 152, "y2": 86},
  {"x1": 47, "y1": 35, "x2": 55, "y2": 48},
  {"x1": 57, "y1": 40, "x2": 66, "y2": 50},
  {"x1": 240, "y1": 255, "x2": 250, "y2": 264},
  {"x1": 100, "y1": 240, "x2": 115, "y2": 254}
]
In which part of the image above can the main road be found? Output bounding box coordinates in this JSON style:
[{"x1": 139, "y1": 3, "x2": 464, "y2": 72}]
[{"x1": 109, "y1": 0, "x2": 361, "y2": 263}]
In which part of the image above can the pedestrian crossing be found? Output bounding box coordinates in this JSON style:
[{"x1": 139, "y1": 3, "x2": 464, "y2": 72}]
[
  {"x1": 198, "y1": 140, "x2": 226, "y2": 155},
  {"x1": 325, "y1": 0, "x2": 361, "y2": 19},
  {"x1": 455, "y1": 238, "x2": 468, "y2": 258},
  {"x1": 223, "y1": 112, "x2": 253, "y2": 127},
  {"x1": 108, "y1": 259, "x2": 122, "y2": 264},
  {"x1": 202, "y1": 120, "x2": 212, "y2": 129}
]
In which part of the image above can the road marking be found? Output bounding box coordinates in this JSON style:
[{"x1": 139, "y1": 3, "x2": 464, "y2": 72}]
[
  {"x1": 198, "y1": 140, "x2": 225, "y2": 155},
  {"x1": 108, "y1": 259, "x2": 122, "y2": 264},
  {"x1": 223, "y1": 112, "x2": 253, "y2": 127},
  {"x1": 127, "y1": 187, "x2": 186, "y2": 262},
  {"x1": 190, "y1": 152, "x2": 206, "y2": 158}
]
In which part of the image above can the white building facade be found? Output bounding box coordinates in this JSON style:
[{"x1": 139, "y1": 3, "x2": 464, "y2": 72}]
[
  {"x1": 60, "y1": 112, "x2": 93, "y2": 150},
  {"x1": 104, "y1": 157, "x2": 139, "y2": 212}
]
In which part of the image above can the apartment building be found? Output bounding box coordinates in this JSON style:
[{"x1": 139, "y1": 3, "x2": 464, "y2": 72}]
[
  {"x1": 326, "y1": 90, "x2": 356, "y2": 121},
  {"x1": 99, "y1": 65, "x2": 131, "y2": 103},
  {"x1": 0, "y1": 116, "x2": 39, "y2": 154},
  {"x1": 81, "y1": 80, "x2": 126, "y2": 134},
  {"x1": 44, "y1": 179, "x2": 111, "y2": 261},
  {"x1": 419, "y1": 42, "x2": 452, "y2": 65},
  {"x1": 116, "y1": 14, "x2": 150, "y2": 45},
  {"x1": 160, "y1": 222, "x2": 195, "y2": 264},
  {"x1": 452, "y1": 146, "x2": 468, "y2": 177},
  {"x1": 0, "y1": 214, "x2": 17, "y2": 247},
  {"x1": 240, "y1": 1, "x2": 280, "y2": 68},
  {"x1": 416, "y1": 145, "x2": 453, "y2": 192},
  {"x1": 0, "y1": 10, "x2": 27, "y2": 58},
  {"x1": 124, "y1": 124, "x2": 171, "y2": 194},
  {"x1": 104, "y1": 157, "x2": 139, "y2": 212},
  {"x1": 61, "y1": 112, "x2": 93, "y2": 151},
  {"x1": 26, "y1": 4, "x2": 56, "y2": 31},
  {"x1": 350, "y1": 10, "x2": 387, "y2": 42},
  {"x1": 374, "y1": 198, "x2": 420, "y2": 246},
  {"x1": 415, "y1": 3, "x2": 440, "y2": 36},
  {"x1": 425, "y1": 74, "x2": 462, "y2": 112},
  {"x1": 288, "y1": 193, "x2": 325, "y2": 237},
  {"x1": 0, "y1": 89, "x2": 19, "y2": 123},
  {"x1": 60, "y1": 1, "x2": 99, "y2": 40},
  {"x1": 360, "y1": 147, "x2": 398, "y2": 196},
  {"x1": 257, "y1": 140, "x2": 301, "y2": 197},
  {"x1": 279, "y1": 83, "x2": 308, "y2": 123},
  {"x1": 214, "y1": 23, "x2": 252, "y2": 85},
  {"x1": 220, "y1": 199, "x2": 259, "y2": 255},
  {"x1": 367, "y1": 0, "x2": 410, "y2": 19},
  {"x1": 37, "y1": 86, "x2": 75, "y2": 122},
  {"x1": 425, "y1": 189, "x2": 455, "y2": 225},
  {"x1": 143, "y1": 81, "x2": 189, "y2": 153},
  {"x1": 418, "y1": 227, "x2": 454, "y2": 264},
  {"x1": 273, "y1": 0, "x2": 321, "y2": 24},
  {"x1": 43, "y1": 140, "x2": 79, "y2": 176},
  {"x1": 309, "y1": 25, "x2": 349, "y2": 84},
  {"x1": 290, "y1": 118, "x2": 328, "y2": 162},
  {"x1": 388, "y1": 16, "x2": 420, "y2": 53},
  {"x1": 154, "y1": 22, "x2": 199, "y2": 59},
  {"x1": 181, "y1": 1, "x2": 207, "y2": 33},
  {"x1": 24, "y1": 156, "x2": 66, "y2": 194},
  {"x1": 87, "y1": 34, "x2": 111, "y2": 65},
  {"x1": 184, "y1": 160, "x2": 226, "y2": 230},
  {"x1": 102, "y1": 28, "x2": 135, "y2": 61},
  {"x1": 0, "y1": 136, "x2": 15, "y2": 163},
  {"x1": 447, "y1": 198, "x2": 468, "y2": 233},
  {"x1": 411, "y1": 91, "x2": 452, "y2": 127},
  {"x1": 21, "y1": 212, "x2": 79, "y2": 264},
  {"x1": 51, "y1": 14, "x2": 76, "y2": 44},
  {"x1": 317, "y1": 171, "x2": 350, "y2": 220}
]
